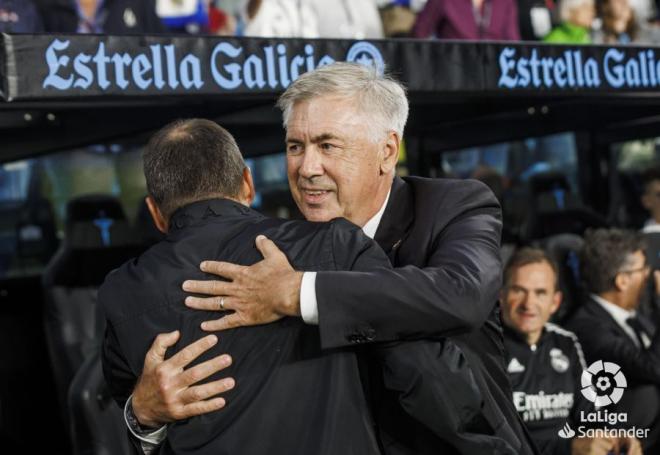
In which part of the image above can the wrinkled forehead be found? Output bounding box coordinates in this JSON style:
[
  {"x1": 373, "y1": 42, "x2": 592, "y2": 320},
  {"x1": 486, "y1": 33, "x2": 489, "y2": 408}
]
[{"x1": 285, "y1": 96, "x2": 369, "y2": 139}]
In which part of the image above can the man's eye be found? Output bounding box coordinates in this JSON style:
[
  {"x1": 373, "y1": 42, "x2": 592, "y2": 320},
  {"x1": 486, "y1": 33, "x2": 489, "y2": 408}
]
[
  {"x1": 320, "y1": 143, "x2": 335, "y2": 150},
  {"x1": 287, "y1": 144, "x2": 302, "y2": 154}
]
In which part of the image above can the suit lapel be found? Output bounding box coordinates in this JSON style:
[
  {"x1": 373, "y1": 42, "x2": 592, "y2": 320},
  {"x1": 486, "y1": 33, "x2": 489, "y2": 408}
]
[
  {"x1": 374, "y1": 177, "x2": 414, "y2": 262},
  {"x1": 585, "y1": 298, "x2": 636, "y2": 343}
]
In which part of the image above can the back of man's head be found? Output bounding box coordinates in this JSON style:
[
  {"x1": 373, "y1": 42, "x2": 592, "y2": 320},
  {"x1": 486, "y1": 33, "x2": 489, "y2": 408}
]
[
  {"x1": 143, "y1": 119, "x2": 246, "y2": 220},
  {"x1": 580, "y1": 228, "x2": 646, "y2": 295}
]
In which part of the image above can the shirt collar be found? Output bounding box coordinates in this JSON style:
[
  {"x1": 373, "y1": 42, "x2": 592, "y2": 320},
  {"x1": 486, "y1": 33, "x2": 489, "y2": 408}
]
[
  {"x1": 361, "y1": 190, "x2": 391, "y2": 239},
  {"x1": 642, "y1": 218, "x2": 660, "y2": 233},
  {"x1": 591, "y1": 294, "x2": 640, "y2": 345}
]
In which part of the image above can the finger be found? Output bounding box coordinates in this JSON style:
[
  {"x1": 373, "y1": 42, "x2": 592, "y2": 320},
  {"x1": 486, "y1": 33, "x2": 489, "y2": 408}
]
[
  {"x1": 199, "y1": 261, "x2": 246, "y2": 280},
  {"x1": 167, "y1": 334, "x2": 218, "y2": 370},
  {"x1": 201, "y1": 314, "x2": 246, "y2": 332},
  {"x1": 179, "y1": 354, "x2": 233, "y2": 387},
  {"x1": 183, "y1": 279, "x2": 234, "y2": 296},
  {"x1": 255, "y1": 235, "x2": 285, "y2": 260},
  {"x1": 180, "y1": 377, "x2": 236, "y2": 403},
  {"x1": 145, "y1": 331, "x2": 180, "y2": 366},
  {"x1": 185, "y1": 296, "x2": 236, "y2": 312},
  {"x1": 181, "y1": 396, "x2": 227, "y2": 418}
]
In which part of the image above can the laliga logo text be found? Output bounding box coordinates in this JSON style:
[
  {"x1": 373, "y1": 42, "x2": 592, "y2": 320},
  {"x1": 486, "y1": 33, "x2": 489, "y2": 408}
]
[{"x1": 557, "y1": 361, "x2": 650, "y2": 440}]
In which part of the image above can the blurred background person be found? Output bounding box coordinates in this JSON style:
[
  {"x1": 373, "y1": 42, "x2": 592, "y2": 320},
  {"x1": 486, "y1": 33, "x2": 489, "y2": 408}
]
[
  {"x1": 309, "y1": 0, "x2": 384, "y2": 39},
  {"x1": 33, "y1": 0, "x2": 166, "y2": 34},
  {"x1": 239, "y1": 0, "x2": 319, "y2": 37},
  {"x1": 592, "y1": 0, "x2": 639, "y2": 44},
  {"x1": 567, "y1": 228, "x2": 660, "y2": 453},
  {"x1": 641, "y1": 166, "x2": 660, "y2": 233},
  {"x1": 501, "y1": 247, "x2": 641, "y2": 455},
  {"x1": 412, "y1": 0, "x2": 520, "y2": 41},
  {"x1": 0, "y1": 0, "x2": 44, "y2": 32},
  {"x1": 517, "y1": 0, "x2": 557, "y2": 40},
  {"x1": 544, "y1": 0, "x2": 595, "y2": 43}
]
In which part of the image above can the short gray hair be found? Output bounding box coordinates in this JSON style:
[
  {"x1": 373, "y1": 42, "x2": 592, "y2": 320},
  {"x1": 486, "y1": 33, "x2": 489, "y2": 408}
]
[
  {"x1": 560, "y1": 0, "x2": 594, "y2": 22},
  {"x1": 276, "y1": 62, "x2": 409, "y2": 142}
]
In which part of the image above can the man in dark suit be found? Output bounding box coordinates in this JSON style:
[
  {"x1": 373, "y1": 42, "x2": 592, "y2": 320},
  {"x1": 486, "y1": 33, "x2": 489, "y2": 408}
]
[
  {"x1": 102, "y1": 118, "x2": 497, "y2": 454},
  {"x1": 567, "y1": 228, "x2": 660, "y2": 453},
  {"x1": 126, "y1": 63, "x2": 537, "y2": 454}
]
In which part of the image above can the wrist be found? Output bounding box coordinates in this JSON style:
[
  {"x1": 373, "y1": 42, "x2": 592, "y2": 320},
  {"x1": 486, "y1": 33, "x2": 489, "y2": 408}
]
[
  {"x1": 132, "y1": 390, "x2": 160, "y2": 428},
  {"x1": 280, "y1": 271, "x2": 303, "y2": 317}
]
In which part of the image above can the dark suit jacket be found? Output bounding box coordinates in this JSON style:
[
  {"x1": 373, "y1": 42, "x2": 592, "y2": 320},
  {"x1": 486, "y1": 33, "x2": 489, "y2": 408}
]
[
  {"x1": 101, "y1": 198, "x2": 490, "y2": 454},
  {"x1": 567, "y1": 297, "x2": 660, "y2": 450},
  {"x1": 101, "y1": 199, "x2": 387, "y2": 455},
  {"x1": 316, "y1": 176, "x2": 538, "y2": 455}
]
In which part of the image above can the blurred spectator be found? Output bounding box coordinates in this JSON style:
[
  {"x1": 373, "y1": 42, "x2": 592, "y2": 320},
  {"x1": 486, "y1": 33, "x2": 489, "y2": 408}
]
[
  {"x1": 156, "y1": 0, "x2": 208, "y2": 33},
  {"x1": 379, "y1": 2, "x2": 417, "y2": 37},
  {"x1": 630, "y1": 0, "x2": 656, "y2": 22},
  {"x1": 593, "y1": 0, "x2": 638, "y2": 44},
  {"x1": 0, "y1": 0, "x2": 44, "y2": 32},
  {"x1": 517, "y1": 0, "x2": 557, "y2": 40},
  {"x1": 34, "y1": 0, "x2": 166, "y2": 34},
  {"x1": 308, "y1": 0, "x2": 383, "y2": 39},
  {"x1": 412, "y1": 0, "x2": 520, "y2": 41},
  {"x1": 567, "y1": 228, "x2": 660, "y2": 453},
  {"x1": 240, "y1": 0, "x2": 319, "y2": 37},
  {"x1": 209, "y1": 2, "x2": 237, "y2": 35},
  {"x1": 501, "y1": 247, "x2": 641, "y2": 455},
  {"x1": 543, "y1": 0, "x2": 594, "y2": 43},
  {"x1": 641, "y1": 166, "x2": 660, "y2": 233}
]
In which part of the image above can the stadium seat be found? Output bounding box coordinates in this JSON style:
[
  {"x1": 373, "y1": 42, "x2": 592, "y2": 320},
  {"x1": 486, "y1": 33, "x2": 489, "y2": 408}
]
[
  {"x1": 523, "y1": 172, "x2": 608, "y2": 241},
  {"x1": 534, "y1": 233, "x2": 585, "y2": 324},
  {"x1": 68, "y1": 306, "x2": 131, "y2": 455},
  {"x1": 42, "y1": 195, "x2": 141, "y2": 437}
]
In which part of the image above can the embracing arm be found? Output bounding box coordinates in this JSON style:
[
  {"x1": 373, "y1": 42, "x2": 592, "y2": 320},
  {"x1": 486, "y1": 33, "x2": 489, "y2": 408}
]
[{"x1": 317, "y1": 195, "x2": 502, "y2": 349}]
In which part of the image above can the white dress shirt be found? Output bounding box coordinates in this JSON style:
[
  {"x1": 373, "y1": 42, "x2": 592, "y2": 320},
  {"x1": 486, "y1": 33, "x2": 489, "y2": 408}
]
[
  {"x1": 300, "y1": 190, "x2": 391, "y2": 324},
  {"x1": 591, "y1": 294, "x2": 651, "y2": 348},
  {"x1": 642, "y1": 218, "x2": 660, "y2": 234}
]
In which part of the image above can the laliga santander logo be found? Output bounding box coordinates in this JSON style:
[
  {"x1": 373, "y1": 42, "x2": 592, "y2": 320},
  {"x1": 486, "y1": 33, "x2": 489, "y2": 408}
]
[
  {"x1": 558, "y1": 423, "x2": 576, "y2": 439},
  {"x1": 580, "y1": 360, "x2": 627, "y2": 407}
]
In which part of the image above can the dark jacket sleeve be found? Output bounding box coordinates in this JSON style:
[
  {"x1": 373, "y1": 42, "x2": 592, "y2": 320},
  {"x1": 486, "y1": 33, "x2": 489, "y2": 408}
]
[
  {"x1": 316, "y1": 181, "x2": 503, "y2": 349},
  {"x1": 101, "y1": 320, "x2": 138, "y2": 409},
  {"x1": 329, "y1": 219, "x2": 513, "y2": 453}
]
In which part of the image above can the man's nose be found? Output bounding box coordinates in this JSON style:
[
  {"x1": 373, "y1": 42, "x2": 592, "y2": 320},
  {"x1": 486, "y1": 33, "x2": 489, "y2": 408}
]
[{"x1": 298, "y1": 147, "x2": 324, "y2": 179}]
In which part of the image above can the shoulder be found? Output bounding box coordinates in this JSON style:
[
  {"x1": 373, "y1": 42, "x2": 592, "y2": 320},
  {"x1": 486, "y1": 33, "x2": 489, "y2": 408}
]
[
  {"x1": 404, "y1": 176, "x2": 498, "y2": 208},
  {"x1": 545, "y1": 322, "x2": 587, "y2": 369}
]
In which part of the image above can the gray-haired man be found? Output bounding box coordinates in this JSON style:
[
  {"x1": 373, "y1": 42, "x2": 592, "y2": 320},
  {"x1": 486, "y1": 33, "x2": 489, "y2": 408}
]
[{"x1": 125, "y1": 63, "x2": 538, "y2": 454}]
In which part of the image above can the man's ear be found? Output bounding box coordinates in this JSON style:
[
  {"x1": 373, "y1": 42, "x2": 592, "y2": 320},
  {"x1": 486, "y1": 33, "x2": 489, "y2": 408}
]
[
  {"x1": 145, "y1": 196, "x2": 169, "y2": 234},
  {"x1": 379, "y1": 131, "x2": 400, "y2": 176},
  {"x1": 241, "y1": 166, "x2": 256, "y2": 206},
  {"x1": 614, "y1": 272, "x2": 629, "y2": 293},
  {"x1": 549, "y1": 290, "x2": 563, "y2": 316},
  {"x1": 642, "y1": 191, "x2": 652, "y2": 211}
]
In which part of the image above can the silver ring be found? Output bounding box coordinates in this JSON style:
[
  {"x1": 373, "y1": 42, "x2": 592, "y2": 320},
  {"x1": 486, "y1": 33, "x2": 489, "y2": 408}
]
[{"x1": 219, "y1": 297, "x2": 225, "y2": 310}]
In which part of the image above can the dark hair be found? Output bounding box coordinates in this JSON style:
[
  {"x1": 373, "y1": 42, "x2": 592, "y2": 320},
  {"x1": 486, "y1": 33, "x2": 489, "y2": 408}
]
[
  {"x1": 504, "y1": 247, "x2": 559, "y2": 289},
  {"x1": 143, "y1": 119, "x2": 246, "y2": 219},
  {"x1": 642, "y1": 166, "x2": 660, "y2": 193},
  {"x1": 580, "y1": 228, "x2": 646, "y2": 294},
  {"x1": 599, "y1": 0, "x2": 638, "y2": 43}
]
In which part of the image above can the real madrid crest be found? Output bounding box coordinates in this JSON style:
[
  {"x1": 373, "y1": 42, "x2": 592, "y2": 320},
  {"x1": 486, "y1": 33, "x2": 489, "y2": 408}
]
[
  {"x1": 550, "y1": 348, "x2": 570, "y2": 373},
  {"x1": 123, "y1": 8, "x2": 137, "y2": 28}
]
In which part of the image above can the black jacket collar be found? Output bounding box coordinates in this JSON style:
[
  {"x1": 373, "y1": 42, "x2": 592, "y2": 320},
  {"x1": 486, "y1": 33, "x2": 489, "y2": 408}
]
[
  {"x1": 374, "y1": 177, "x2": 415, "y2": 257},
  {"x1": 169, "y1": 198, "x2": 259, "y2": 231}
]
